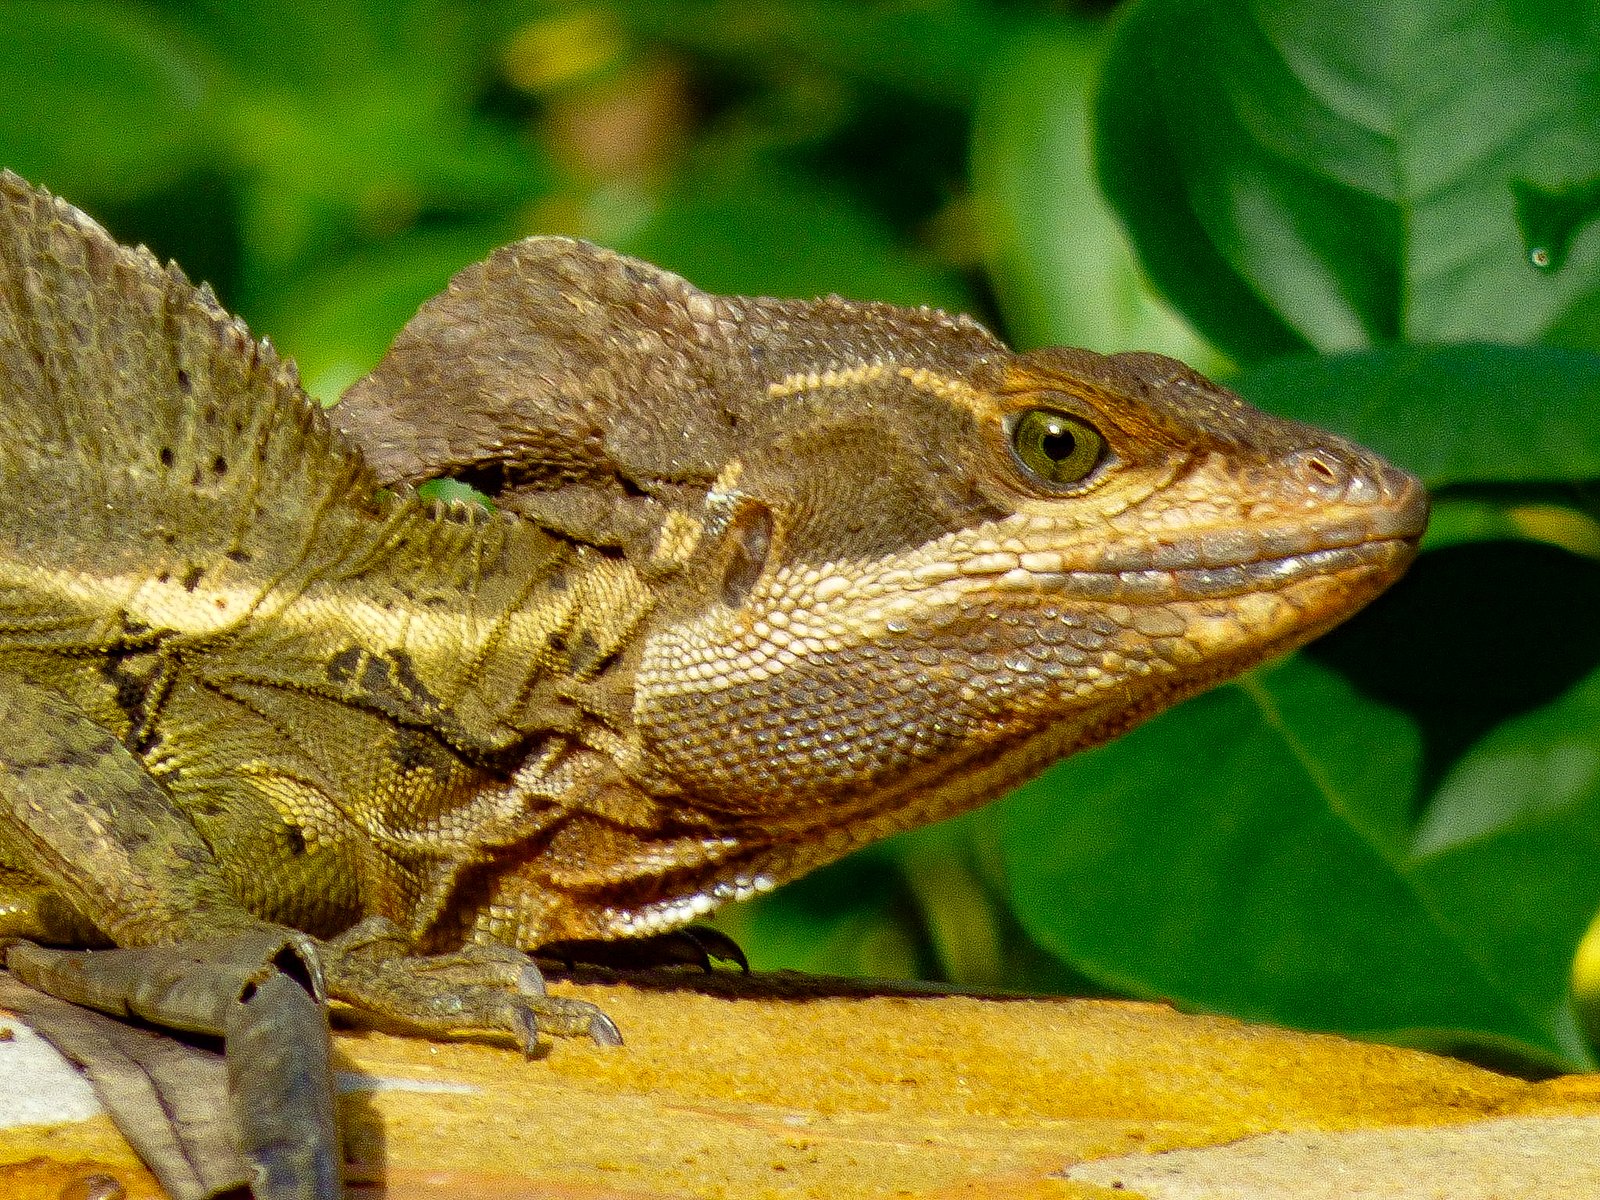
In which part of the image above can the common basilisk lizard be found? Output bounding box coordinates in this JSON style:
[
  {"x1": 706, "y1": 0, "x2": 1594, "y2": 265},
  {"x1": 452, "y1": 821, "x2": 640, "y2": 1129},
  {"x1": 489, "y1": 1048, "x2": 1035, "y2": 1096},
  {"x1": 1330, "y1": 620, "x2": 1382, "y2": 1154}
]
[{"x1": 0, "y1": 172, "x2": 1425, "y2": 1198}]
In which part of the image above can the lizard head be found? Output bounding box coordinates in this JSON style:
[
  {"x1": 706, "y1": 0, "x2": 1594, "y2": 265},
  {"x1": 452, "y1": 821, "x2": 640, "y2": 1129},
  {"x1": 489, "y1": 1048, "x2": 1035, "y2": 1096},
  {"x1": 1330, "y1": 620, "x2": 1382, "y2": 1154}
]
[
  {"x1": 631, "y1": 343, "x2": 1426, "y2": 849},
  {"x1": 339, "y1": 237, "x2": 1425, "y2": 889}
]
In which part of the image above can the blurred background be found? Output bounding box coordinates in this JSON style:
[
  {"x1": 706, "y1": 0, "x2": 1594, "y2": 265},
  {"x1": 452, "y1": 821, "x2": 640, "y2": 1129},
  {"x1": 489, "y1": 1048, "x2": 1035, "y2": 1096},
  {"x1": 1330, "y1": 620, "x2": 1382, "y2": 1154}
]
[{"x1": 5, "y1": 0, "x2": 1600, "y2": 1074}]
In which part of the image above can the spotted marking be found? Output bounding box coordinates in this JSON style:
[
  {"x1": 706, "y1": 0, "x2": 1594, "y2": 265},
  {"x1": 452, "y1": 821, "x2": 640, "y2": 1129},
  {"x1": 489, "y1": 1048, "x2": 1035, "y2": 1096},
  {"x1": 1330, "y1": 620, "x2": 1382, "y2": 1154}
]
[{"x1": 325, "y1": 646, "x2": 442, "y2": 715}]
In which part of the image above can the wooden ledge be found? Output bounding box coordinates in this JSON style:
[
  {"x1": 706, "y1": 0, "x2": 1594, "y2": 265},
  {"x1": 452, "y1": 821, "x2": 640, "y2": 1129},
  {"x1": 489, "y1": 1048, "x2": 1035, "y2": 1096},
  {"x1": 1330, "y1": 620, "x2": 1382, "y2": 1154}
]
[{"x1": 5, "y1": 971, "x2": 1600, "y2": 1198}]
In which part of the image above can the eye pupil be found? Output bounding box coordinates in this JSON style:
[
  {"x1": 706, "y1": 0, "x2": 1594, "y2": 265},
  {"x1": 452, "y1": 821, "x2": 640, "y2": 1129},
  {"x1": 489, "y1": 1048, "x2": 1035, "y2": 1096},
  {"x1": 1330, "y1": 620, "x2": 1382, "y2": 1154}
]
[
  {"x1": 1009, "y1": 408, "x2": 1106, "y2": 488},
  {"x1": 1039, "y1": 428, "x2": 1076, "y2": 462}
]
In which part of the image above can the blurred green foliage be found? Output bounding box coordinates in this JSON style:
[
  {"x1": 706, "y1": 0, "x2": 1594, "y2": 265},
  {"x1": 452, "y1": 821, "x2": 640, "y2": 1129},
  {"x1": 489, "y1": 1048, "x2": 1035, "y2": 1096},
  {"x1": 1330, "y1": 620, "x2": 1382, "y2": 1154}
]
[{"x1": 5, "y1": 0, "x2": 1600, "y2": 1072}]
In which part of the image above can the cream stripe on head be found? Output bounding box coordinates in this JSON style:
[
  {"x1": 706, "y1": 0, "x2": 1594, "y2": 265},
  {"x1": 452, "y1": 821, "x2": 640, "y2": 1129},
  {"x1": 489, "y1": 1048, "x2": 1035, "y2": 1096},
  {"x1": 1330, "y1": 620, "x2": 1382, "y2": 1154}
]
[{"x1": 765, "y1": 362, "x2": 892, "y2": 399}]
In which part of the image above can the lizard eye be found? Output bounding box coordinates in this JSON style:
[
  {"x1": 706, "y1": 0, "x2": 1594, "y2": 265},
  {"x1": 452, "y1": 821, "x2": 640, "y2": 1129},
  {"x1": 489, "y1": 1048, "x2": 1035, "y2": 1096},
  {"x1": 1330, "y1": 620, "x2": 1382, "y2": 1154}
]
[{"x1": 1009, "y1": 408, "x2": 1106, "y2": 488}]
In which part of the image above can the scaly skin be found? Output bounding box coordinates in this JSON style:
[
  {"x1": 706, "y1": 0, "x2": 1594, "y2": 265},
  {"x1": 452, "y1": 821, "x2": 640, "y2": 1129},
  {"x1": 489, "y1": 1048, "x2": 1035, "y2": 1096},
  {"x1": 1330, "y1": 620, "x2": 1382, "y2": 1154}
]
[{"x1": 0, "y1": 172, "x2": 1425, "y2": 1199}]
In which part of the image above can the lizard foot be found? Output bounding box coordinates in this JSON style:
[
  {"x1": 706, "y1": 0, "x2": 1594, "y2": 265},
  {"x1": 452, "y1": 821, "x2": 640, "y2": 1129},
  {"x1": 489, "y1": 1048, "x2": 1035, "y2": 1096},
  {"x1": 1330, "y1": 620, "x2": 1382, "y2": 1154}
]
[
  {"x1": 537, "y1": 924, "x2": 750, "y2": 973},
  {"x1": 322, "y1": 917, "x2": 623, "y2": 1049},
  {"x1": 5, "y1": 931, "x2": 342, "y2": 1200}
]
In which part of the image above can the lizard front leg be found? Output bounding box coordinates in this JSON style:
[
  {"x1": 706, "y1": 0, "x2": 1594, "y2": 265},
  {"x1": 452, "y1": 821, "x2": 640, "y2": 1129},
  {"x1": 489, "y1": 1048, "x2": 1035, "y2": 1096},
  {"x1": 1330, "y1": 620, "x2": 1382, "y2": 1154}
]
[
  {"x1": 0, "y1": 667, "x2": 624, "y2": 1190},
  {"x1": 0, "y1": 667, "x2": 341, "y2": 1198}
]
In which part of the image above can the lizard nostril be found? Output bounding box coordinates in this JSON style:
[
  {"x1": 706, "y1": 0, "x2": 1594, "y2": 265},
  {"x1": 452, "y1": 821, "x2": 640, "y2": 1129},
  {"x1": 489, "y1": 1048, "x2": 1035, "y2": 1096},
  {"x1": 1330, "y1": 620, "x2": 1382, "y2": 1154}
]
[{"x1": 1285, "y1": 447, "x2": 1350, "y2": 502}]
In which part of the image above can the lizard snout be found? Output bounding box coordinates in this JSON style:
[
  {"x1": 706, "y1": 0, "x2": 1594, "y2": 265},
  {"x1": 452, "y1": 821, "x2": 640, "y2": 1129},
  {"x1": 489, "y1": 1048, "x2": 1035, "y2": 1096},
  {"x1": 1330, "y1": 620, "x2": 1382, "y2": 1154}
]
[{"x1": 1280, "y1": 445, "x2": 1429, "y2": 543}]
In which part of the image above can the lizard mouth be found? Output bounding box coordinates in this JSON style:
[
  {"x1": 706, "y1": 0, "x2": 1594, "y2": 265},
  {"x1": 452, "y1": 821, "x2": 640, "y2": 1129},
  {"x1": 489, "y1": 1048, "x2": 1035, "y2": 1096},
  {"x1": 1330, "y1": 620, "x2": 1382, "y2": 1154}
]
[
  {"x1": 946, "y1": 469, "x2": 1429, "y2": 609},
  {"x1": 1086, "y1": 533, "x2": 1421, "y2": 604},
  {"x1": 1032, "y1": 478, "x2": 1429, "y2": 605},
  {"x1": 800, "y1": 528, "x2": 1422, "y2": 852}
]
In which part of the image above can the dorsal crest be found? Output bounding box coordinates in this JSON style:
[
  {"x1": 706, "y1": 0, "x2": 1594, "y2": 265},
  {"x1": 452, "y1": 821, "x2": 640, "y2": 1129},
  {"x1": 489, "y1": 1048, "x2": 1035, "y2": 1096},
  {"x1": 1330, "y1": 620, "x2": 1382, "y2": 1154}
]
[{"x1": 336, "y1": 237, "x2": 1005, "y2": 557}]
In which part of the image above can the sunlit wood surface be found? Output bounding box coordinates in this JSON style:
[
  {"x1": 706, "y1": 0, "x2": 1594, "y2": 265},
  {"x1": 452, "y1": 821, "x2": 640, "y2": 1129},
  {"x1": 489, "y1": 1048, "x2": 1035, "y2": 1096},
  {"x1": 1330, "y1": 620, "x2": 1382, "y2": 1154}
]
[{"x1": 6, "y1": 971, "x2": 1600, "y2": 1198}]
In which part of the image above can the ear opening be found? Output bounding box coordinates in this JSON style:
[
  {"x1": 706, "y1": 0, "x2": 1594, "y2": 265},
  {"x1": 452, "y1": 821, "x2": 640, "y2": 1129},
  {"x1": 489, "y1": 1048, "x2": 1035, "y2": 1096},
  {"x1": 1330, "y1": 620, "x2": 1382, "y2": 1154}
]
[{"x1": 720, "y1": 501, "x2": 774, "y2": 607}]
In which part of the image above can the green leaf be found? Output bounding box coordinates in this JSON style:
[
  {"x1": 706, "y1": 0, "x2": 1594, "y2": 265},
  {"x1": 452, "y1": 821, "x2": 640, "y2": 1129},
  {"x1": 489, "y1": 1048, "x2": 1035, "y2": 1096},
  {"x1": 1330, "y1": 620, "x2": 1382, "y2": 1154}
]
[
  {"x1": 971, "y1": 23, "x2": 1220, "y2": 366},
  {"x1": 1414, "y1": 664, "x2": 1600, "y2": 859},
  {"x1": 1095, "y1": 0, "x2": 1600, "y2": 363},
  {"x1": 168, "y1": 0, "x2": 491, "y2": 100},
  {"x1": 1307, "y1": 539, "x2": 1600, "y2": 849},
  {"x1": 1228, "y1": 344, "x2": 1600, "y2": 487},
  {"x1": 995, "y1": 651, "x2": 1595, "y2": 1071},
  {"x1": 228, "y1": 106, "x2": 548, "y2": 288},
  {"x1": 1404, "y1": 665, "x2": 1600, "y2": 1065},
  {"x1": 416, "y1": 478, "x2": 494, "y2": 510},
  {"x1": 890, "y1": 819, "x2": 1008, "y2": 989},
  {"x1": 1314, "y1": 540, "x2": 1600, "y2": 1061},
  {"x1": 175, "y1": 1, "x2": 546, "y2": 279},
  {"x1": 0, "y1": 2, "x2": 211, "y2": 200}
]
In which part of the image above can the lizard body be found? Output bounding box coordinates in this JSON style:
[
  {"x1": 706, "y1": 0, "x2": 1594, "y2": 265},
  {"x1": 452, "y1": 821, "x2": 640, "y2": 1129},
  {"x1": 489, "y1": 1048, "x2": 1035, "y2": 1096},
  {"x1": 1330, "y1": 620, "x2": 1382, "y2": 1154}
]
[{"x1": 0, "y1": 172, "x2": 1425, "y2": 1198}]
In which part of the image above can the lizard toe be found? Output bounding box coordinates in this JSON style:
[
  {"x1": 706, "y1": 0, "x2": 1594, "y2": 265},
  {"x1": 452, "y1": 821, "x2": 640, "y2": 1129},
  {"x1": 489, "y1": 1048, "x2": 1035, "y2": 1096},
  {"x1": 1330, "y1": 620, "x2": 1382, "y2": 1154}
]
[
  {"x1": 321, "y1": 939, "x2": 617, "y2": 1048},
  {"x1": 432, "y1": 942, "x2": 550, "y2": 998}
]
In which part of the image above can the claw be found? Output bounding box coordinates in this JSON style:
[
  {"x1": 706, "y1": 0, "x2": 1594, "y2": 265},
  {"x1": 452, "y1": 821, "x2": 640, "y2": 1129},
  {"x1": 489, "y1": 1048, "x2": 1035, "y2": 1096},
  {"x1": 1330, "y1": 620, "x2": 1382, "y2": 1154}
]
[
  {"x1": 683, "y1": 925, "x2": 749, "y2": 973},
  {"x1": 533, "y1": 925, "x2": 750, "y2": 974},
  {"x1": 588, "y1": 1010, "x2": 624, "y2": 1048},
  {"x1": 518, "y1": 995, "x2": 621, "y2": 1044},
  {"x1": 509, "y1": 1005, "x2": 539, "y2": 1056},
  {"x1": 320, "y1": 936, "x2": 623, "y2": 1053}
]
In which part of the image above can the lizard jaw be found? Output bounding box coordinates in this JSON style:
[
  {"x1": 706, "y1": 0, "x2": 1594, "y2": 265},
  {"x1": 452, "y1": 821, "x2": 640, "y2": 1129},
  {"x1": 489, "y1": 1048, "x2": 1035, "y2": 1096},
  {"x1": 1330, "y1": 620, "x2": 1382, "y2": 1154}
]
[
  {"x1": 635, "y1": 516, "x2": 1419, "y2": 803},
  {"x1": 602, "y1": 535, "x2": 1417, "y2": 936}
]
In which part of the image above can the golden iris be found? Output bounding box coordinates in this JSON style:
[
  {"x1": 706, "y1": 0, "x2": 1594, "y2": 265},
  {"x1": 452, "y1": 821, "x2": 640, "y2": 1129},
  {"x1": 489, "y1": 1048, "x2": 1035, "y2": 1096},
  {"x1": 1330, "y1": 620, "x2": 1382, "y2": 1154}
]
[{"x1": 1010, "y1": 409, "x2": 1106, "y2": 487}]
